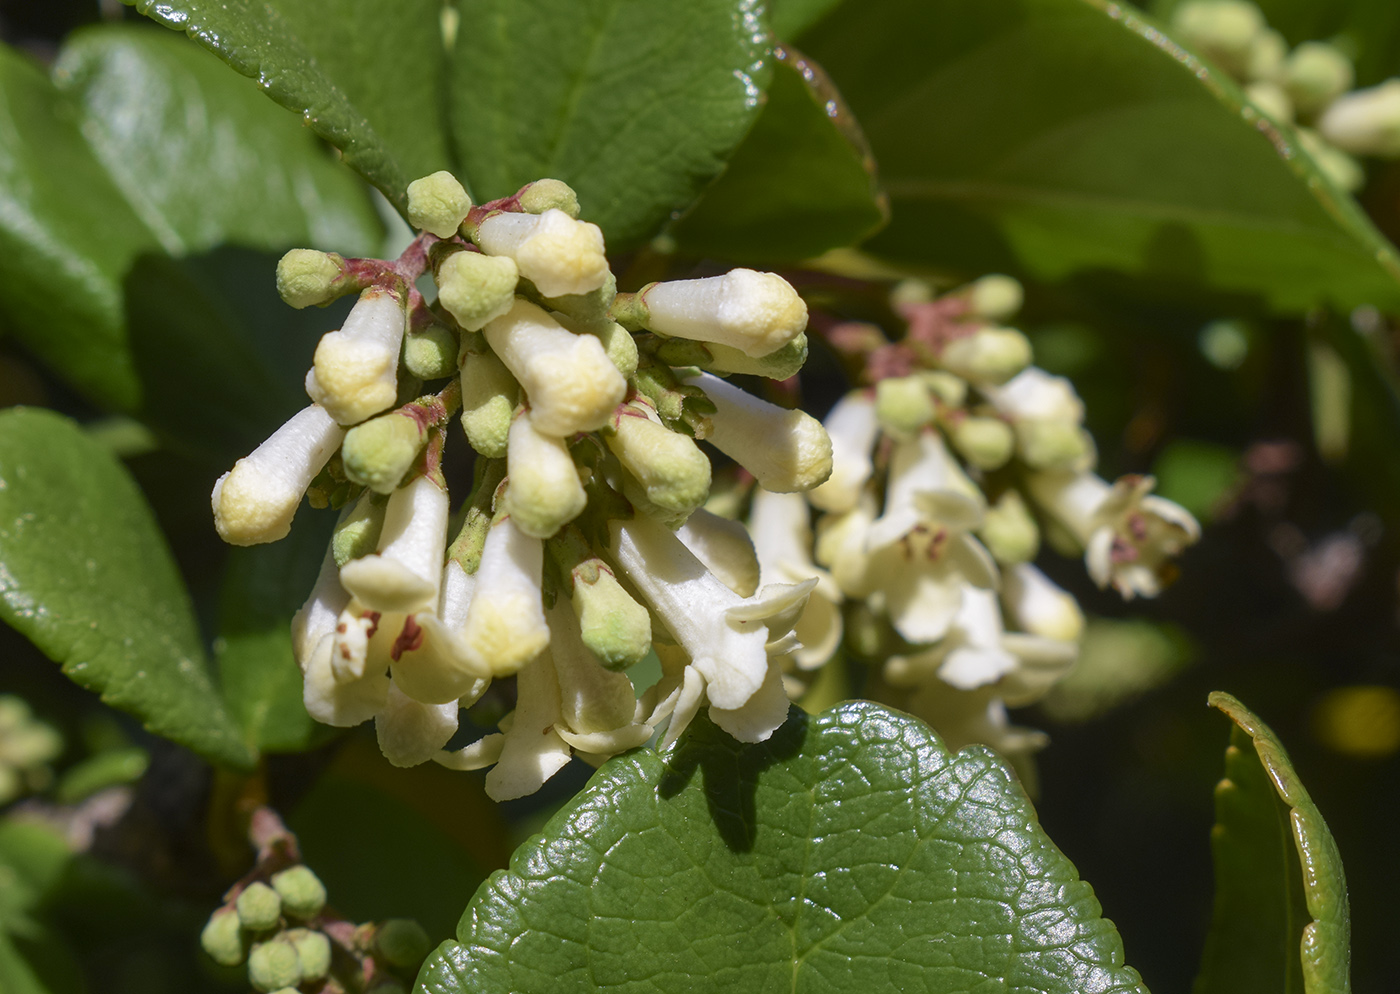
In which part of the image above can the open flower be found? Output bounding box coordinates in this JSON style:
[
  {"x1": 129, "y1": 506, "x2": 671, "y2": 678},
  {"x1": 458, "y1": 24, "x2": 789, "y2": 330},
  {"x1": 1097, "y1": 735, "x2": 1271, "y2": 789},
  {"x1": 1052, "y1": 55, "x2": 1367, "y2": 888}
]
[{"x1": 748, "y1": 489, "x2": 843, "y2": 670}]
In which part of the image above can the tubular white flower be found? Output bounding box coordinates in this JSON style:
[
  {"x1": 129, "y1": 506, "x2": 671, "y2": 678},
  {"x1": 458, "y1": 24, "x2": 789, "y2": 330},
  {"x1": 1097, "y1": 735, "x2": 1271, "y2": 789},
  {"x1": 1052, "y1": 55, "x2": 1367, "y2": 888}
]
[
  {"x1": 291, "y1": 541, "x2": 350, "y2": 669},
  {"x1": 305, "y1": 287, "x2": 406, "y2": 426},
  {"x1": 483, "y1": 299, "x2": 626, "y2": 436},
  {"x1": 460, "y1": 515, "x2": 549, "y2": 675},
  {"x1": 983, "y1": 367, "x2": 1085, "y2": 423},
  {"x1": 807, "y1": 391, "x2": 879, "y2": 513},
  {"x1": 375, "y1": 682, "x2": 459, "y2": 768},
  {"x1": 1317, "y1": 80, "x2": 1400, "y2": 158},
  {"x1": 212, "y1": 404, "x2": 345, "y2": 546},
  {"x1": 813, "y1": 493, "x2": 880, "y2": 598},
  {"x1": 708, "y1": 656, "x2": 792, "y2": 743},
  {"x1": 458, "y1": 344, "x2": 518, "y2": 458},
  {"x1": 1028, "y1": 471, "x2": 1201, "y2": 599},
  {"x1": 339, "y1": 475, "x2": 448, "y2": 613},
  {"x1": 675, "y1": 509, "x2": 760, "y2": 597},
  {"x1": 547, "y1": 603, "x2": 647, "y2": 751},
  {"x1": 392, "y1": 560, "x2": 493, "y2": 705},
  {"x1": 502, "y1": 411, "x2": 586, "y2": 538},
  {"x1": 683, "y1": 372, "x2": 832, "y2": 493},
  {"x1": 302, "y1": 633, "x2": 390, "y2": 727},
  {"x1": 1002, "y1": 563, "x2": 1085, "y2": 642},
  {"x1": 875, "y1": 532, "x2": 997, "y2": 645},
  {"x1": 887, "y1": 588, "x2": 1018, "y2": 691},
  {"x1": 640, "y1": 269, "x2": 807, "y2": 358},
  {"x1": 610, "y1": 514, "x2": 814, "y2": 713},
  {"x1": 749, "y1": 489, "x2": 842, "y2": 670},
  {"x1": 475, "y1": 208, "x2": 609, "y2": 298},
  {"x1": 484, "y1": 653, "x2": 574, "y2": 801},
  {"x1": 865, "y1": 429, "x2": 983, "y2": 552}
]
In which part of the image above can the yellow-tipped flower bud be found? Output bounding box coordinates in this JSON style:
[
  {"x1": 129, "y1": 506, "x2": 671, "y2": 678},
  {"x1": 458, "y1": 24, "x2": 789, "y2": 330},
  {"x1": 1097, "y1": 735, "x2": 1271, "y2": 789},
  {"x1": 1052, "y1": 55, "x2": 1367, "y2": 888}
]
[
  {"x1": 476, "y1": 209, "x2": 609, "y2": 298},
  {"x1": 978, "y1": 490, "x2": 1040, "y2": 565},
  {"x1": 1171, "y1": 0, "x2": 1264, "y2": 78},
  {"x1": 639, "y1": 269, "x2": 807, "y2": 358},
  {"x1": 604, "y1": 403, "x2": 712, "y2": 518},
  {"x1": 685, "y1": 372, "x2": 832, "y2": 494},
  {"x1": 963, "y1": 274, "x2": 1024, "y2": 321},
  {"x1": 306, "y1": 287, "x2": 407, "y2": 425},
  {"x1": 285, "y1": 928, "x2": 331, "y2": 981},
  {"x1": 402, "y1": 324, "x2": 458, "y2": 380},
  {"x1": 874, "y1": 375, "x2": 936, "y2": 436},
  {"x1": 200, "y1": 907, "x2": 247, "y2": 967},
  {"x1": 1283, "y1": 41, "x2": 1354, "y2": 119},
  {"x1": 270, "y1": 865, "x2": 327, "y2": 920},
  {"x1": 502, "y1": 412, "x2": 587, "y2": 538},
  {"x1": 950, "y1": 416, "x2": 1014, "y2": 470},
  {"x1": 276, "y1": 249, "x2": 348, "y2": 309},
  {"x1": 235, "y1": 881, "x2": 283, "y2": 932},
  {"x1": 519, "y1": 178, "x2": 581, "y2": 218},
  {"x1": 1318, "y1": 80, "x2": 1400, "y2": 158},
  {"x1": 436, "y1": 251, "x2": 519, "y2": 331},
  {"x1": 342, "y1": 409, "x2": 428, "y2": 494},
  {"x1": 458, "y1": 339, "x2": 518, "y2": 458},
  {"x1": 406, "y1": 170, "x2": 473, "y2": 238},
  {"x1": 461, "y1": 516, "x2": 550, "y2": 676},
  {"x1": 938, "y1": 326, "x2": 1032, "y2": 385}
]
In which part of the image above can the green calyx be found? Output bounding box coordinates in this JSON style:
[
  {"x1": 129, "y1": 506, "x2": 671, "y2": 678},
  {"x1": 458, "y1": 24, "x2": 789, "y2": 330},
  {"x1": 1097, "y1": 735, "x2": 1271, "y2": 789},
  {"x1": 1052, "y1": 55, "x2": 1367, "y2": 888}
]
[
  {"x1": 276, "y1": 249, "x2": 350, "y2": 309},
  {"x1": 270, "y1": 865, "x2": 328, "y2": 920},
  {"x1": 403, "y1": 323, "x2": 459, "y2": 380},
  {"x1": 248, "y1": 938, "x2": 302, "y2": 993},
  {"x1": 200, "y1": 907, "x2": 248, "y2": 967},
  {"x1": 436, "y1": 250, "x2": 519, "y2": 331},
  {"x1": 406, "y1": 170, "x2": 473, "y2": 239},
  {"x1": 235, "y1": 881, "x2": 283, "y2": 932},
  {"x1": 519, "y1": 178, "x2": 581, "y2": 218},
  {"x1": 342, "y1": 410, "x2": 429, "y2": 494}
]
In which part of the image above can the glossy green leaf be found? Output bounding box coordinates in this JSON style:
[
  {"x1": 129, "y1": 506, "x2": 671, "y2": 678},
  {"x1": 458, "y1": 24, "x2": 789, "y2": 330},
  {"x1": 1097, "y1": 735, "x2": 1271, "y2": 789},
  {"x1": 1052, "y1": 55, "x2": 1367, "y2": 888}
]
[
  {"x1": 449, "y1": 0, "x2": 773, "y2": 248},
  {"x1": 419, "y1": 703, "x2": 1148, "y2": 994},
  {"x1": 216, "y1": 509, "x2": 336, "y2": 754},
  {"x1": 799, "y1": 0, "x2": 1400, "y2": 313},
  {"x1": 1197, "y1": 692, "x2": 1351, "y2": 994},
  {"x1": 123, "y1": 0, "x2": 450, "y2": 208},
  {"x1": 0, "y1": 409, "x2": 254, "y2": 770},
  {"x1": 670, "y1": 51, "x2": 887, "y2": 262}
]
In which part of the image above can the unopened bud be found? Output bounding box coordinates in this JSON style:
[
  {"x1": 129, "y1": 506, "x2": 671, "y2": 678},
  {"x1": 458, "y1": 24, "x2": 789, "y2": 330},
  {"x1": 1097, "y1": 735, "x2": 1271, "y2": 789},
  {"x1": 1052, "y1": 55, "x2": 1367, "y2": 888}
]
[
  {"x1": 270, "y1": 865, "x2": 328, "y2": 920},
  {"x1": 874, "y1": 376, "x2": 935, "y2": 436},
  {"x1": 605, "y1": 404, "x2": 712, "y2": 517},
  {"x1": 276, "y1": 249, "x2": 348, "y2": 309},
  {"x1": 342, "y1": 410, "x2": 428, "y2": 494},
  {"x1": 461, "y1": 517, "x2": 549, "y2": 675},
  {"x1": 248, "y1": 938, "x2": 302, "y2": 993},
  {"x1": 1015, "y1": 420, "x2": 1091, "y2": 470},
  {"x1": 333, "y1": 489, "x2": 386, "y2": 567},
  {"x1": 402, "y1": 323, "x2": 458, "y2": 379},
  {"x1": 978, "y1": 490, "x2": 1040, "y2": 565},
  {"x1": 200, "y1": 907, "x2": 247, "y2": 967},
  {"x1": 376, "y1": 918, "x2": 431, "y2": 968},
  {"x1": 583, "y1": 319, "x2": 639, "y2": 379},
  {"x1": 1171, "y1": 0, "x2": 1264, "y2": 77},
  {"x1": 306, "y1": 288, "x2": 407, "y2": 425},
  {"x1": 1004, "y1": 562, "x2": 1084, "y2": 642},
  {"x1": 692, "y1": 333, "x2": 808, "y2": 380},
  {"x1": 519, "y1": 178, "x2": 581, "y2": 218},
  {"x1": 889, "y1": 278, "x2": 934, "y2": 310},
  {"x1": 407, "y1": 171, "x2": 473, "y2": 238},
  {"x1": 458, "y1": 340, "x2": 517, "y2": 458},
  {"x1": 1245, "y1": 81, "x2": 1293, "y2": 122},
  {"x1": 475, "y1": 209, "x2": 609, "y2": 298},
  {"x1": 685, "y1": 372, "x2": 832, "y2": 493},
  {"x1": 920, "y1": 370, "x2": 968, "y2": 408},
  {"x1": 285, "y1": 928, "x2": 331, "y2": 980},
  {"x1": 436, "y1": 250, "x2": 519, "y2": 331},
  {"x1": 1283, "y1": 41, "x2": 1353, "y2": 118},
  {"x1": 639, "y1": 269, "x2": 806, "y2": 359},
  {"x1": 963, "y1": 274, "x2": 1023, "y2": 321},
  {"x1": 1297, "y1": 128, "x2": 1365, "y2": 191},
  {"x1": 235, "y1": 881, "x2": 283, "y2": 932},
  {"x1": 950, "y1": 416, "x2": 1014, "y2": 470},
  {"x1": 539, "y1": 271, "x2": 616, "y2": 332},
  {"x1": 1318, "y1": 79, "x2": 1400, "y2": 157},
  {"x1": 502, "y1": 413, "x2": 587, "y2": 538},
  {"x1": 570, "y1": 565, "x2": 652, "y2": 670},
  {"x1": 938, "y1": 326, "x2": 1032, "y2": 385},
  {"x1": 1245, "y1": 27, "x2": 1286, "y2": 82}
]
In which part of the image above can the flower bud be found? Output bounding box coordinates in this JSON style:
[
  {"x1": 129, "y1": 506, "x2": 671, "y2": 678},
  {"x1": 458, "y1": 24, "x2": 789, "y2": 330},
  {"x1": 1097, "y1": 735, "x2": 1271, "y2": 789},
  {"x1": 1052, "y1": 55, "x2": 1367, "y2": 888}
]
[
  {"x1": 333, "y1": 489, "x2": 386, "y2": 567},
  {"x1": 921, "y1": 370, "x2": 968, "y2": 408},
  {"x1": 1003, "y1": 563, "x2": 1084, "y2": 642},
  {"x1": 484, "y1": 299, "x2": 626, "y2": 436},
  {"x1": 402, "y1": 323, "x2": 458, "y2": 380},
  {"x1": 950, "y1": 415, "x2": 1014, "y2": 470},
  {"x1": 436, "y1": 251, "x2": 519, "y2": 331},
  {"x1": 248, "y1": 938, "x2": 302, "y2": 993},
  {"x1": 342, "y1": 409, "x2": 428, "y2": 494},
  {"x1": 807, "y1": 391, "x2": 878, "y2": 514},
  {"x1": 461, "y1": 516, "x2": 549, "y2": 675},
  {"x1": 502, "y1": 412, "x2": 587, "y2": 538},
  {"x1": 1318, "y1": 79, "x2": 1400, "y2": 157},
  {"x1": 978, "y1": 490, "x2": 1040, "y2": 565},
  {"x1": 406, "y1": 170, "x2": 473, "y2": 238},
  {"x1": 569, "y1": 564, "x2": 652, "y2": 671},
  {"x1": 306, "y1": 287, "x2": 407, "y2": 425},
  {"x1": 937, "y1": 326, "x2": 1032, "y2": 385},
  {"x1": 276, "y1": 249, "x2": 349, "y2": 309},
  {"x1": 199, "y1": 907, "x2": 247, "y2": 967},
  {"x1": 1015, "y1": 420, "x2": 1092, "y2": 470},
  {"x1": 1171, "y1": 0, "x2": 1264, "y2": 77},
  {"x1": 962, "y1": 274, "x2": 1023, "y2": 321},
  {"x1": 376, "y1": 918, "x2": 431, "y2": 968},
  {"x1": 548, "y1": 603, "x2": 638, "y2": 735},
  {"x1": 1245, "y1": 27, "x2": 1286, "y2": 82},
  {"x1": 235, "y1": 881, "x2": 282, "y2": 932},
  {"x1": 213, "y1": 404, "x2": 345, "y2": 545},
  {"x1": 285, "y1": 928, "x2": 331, "y2": 981},
  {"x1": 874, "y1": 375, "x2": 936, "y2": 436},
  {"x1": 685, "y1": 372, "x2": 832, "y2": 493},
  {"x1": 458, "y1": 340, "x2": 517, "y2": 457},
  {"x1": 475, "y1": 209, "x2": 609, "y2": 297},
  {"x1": 340, "y1": 474, "x2": 448, "y2": 613},
  {"x1": 519, "y1": 178, "x2": 581, "y2": 218},
  {"x1": 270, "y1": 865, "x2": 327, "y2": 920},
  {"x1": 1297, "y1": 128, "x2": 1365, "y2": 191},
  {"x1": 539, "y1": 270, "x2": 616, "y2": 331},
  {"x1": 1246, "y1": 81, "x2": 1293, "y2": 122},
  {"x1": 604, "y1": 403, "x2": 712, "y2": 518},
  {"x1": 683, "y1": 333, "x2": 809, "y2": 380},
  {"x1": 1283, "y1": 41, "x2": 1353, "y2": 118},
  {"x1": 583, "y1": 319, "x2": 639, "y2": 379},
  {"x1": 638, "y1": 269, "x2": 806, "y2": 358}
]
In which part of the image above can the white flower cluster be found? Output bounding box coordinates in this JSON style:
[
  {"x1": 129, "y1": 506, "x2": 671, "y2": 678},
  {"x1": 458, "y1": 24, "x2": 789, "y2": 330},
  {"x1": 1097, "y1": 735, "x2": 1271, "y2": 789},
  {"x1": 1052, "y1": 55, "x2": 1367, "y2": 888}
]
[
  {"x1": 737, "y1": 275, "x2": 1200, "y2": 779},
  {"x1": 1171, "y1": 0, "x2": 1400, "y2": 191},
  {"x1": 211, "y1": 172, "x2": 832, "y2": 800}
]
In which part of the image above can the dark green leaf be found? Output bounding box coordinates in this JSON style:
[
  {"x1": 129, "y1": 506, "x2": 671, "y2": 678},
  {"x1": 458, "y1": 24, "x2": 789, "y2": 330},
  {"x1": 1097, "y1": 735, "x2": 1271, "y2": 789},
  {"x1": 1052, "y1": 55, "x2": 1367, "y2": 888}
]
[
  {"x1": 1197, "y1": 692, "x2": 1351, "y2": 994},
  {"x1": 419, "y1": 703, "x2": 1148, "y2": 994},
  {"x1": 449, "y1": 0, "x2": 773, "y2": 247},
  {"x1": 768, "y1": 0, "x2": 845, "y2": 41},
  {"x1": 123, "y1": 0, "x2": 451, "y2": 208},
  {"x1": 799, "y1": 0, "x2": 1400, "y2": 313},
  {"x1": 0, "y1": 409, "x2": 254, "y2": 769},
  {"x1": 216, "y1": 509, "x2": 337, "y2": 754},
  {"x1": 670, "y1": 50, "x2": 887, "y2": 262}
]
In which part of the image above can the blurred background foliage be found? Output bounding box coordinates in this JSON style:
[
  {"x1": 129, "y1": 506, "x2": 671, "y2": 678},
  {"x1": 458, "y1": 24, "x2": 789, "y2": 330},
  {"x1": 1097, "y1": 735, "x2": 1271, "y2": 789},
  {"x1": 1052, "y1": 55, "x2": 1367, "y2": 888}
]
[{"x1": 0, "y1": 0, "x2": 1398, "y2": 991}]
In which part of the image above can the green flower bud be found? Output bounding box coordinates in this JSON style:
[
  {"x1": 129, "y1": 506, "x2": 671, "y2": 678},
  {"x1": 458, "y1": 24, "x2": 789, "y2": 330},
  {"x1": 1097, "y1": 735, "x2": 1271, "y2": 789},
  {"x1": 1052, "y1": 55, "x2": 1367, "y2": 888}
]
[
  {"x1": 276, "y1": 249, "x2": 348, "y2": 309},
  {"x1": 963, "y1": 274, "x2": 1023, "y2": 321},
  {"x1": 1015, "y1": 420, "x2": 1091, "y2": 470},
  {"x1": 874, "y1": 376, "x2": 936, "y2": 436},
  {"x1": 919, "y1": 370, "x2": 967, "y2": 408},
  {"x1": 1245, "y1": 81, "x2": 1293, "y2": 123},
  {"x1": 199, "y1": 907, "x2": 248, "y2": 967},
  {"x1": 950, "y1": 416, "x2": 1014, "y2": 470},
  {"x1": 235, "y1": 881, "x2": 283, "y2": 932},
  {"x1": 437, "y1": 251, "x2": 520, "y2": 331},
  {"x1": 334, "y1": 489, "x2": 386, "y2": 567},
  {"x1": 685, "y1": 334, "x2": 809, "y2": 380},
  {"x1": 1171, "y1": 0, "x2": 1264, "y2": 78},
  {"x1": 1245, "y1": 27, "x2": 1286, "y2": 83},
  {"x1": 285, "y1": 927, "x2": 332, "y2": 980},
  {"x1": 248, "y1": 938, "x2": 302, "y2": 993},
  {"x1": 938, "y1": 326, "x2": 1032, "y2": 385},
  {"x1": 541, "y1": 271, "x2": 617, "y2": 331},
  {"x1": 1298, "y1": 128, "x2": 1365, "y2": 192},
  {"x1": 407, "y1": 170, "x2": 473, "y2": 239},
  {"x1": 403, "y1": 323, "x2": 459, "y2": 380},
  {"x1": 458, "y1": 342, "x2": 518, "y2": 458},
  {"x1": 978, "y1": 490, "x2": 1040, "y2": 565},
  {"x1": 603, "y1": 405, "x2": 711, "y2": 519},
  {"x1": 270, "y1": 865, "x2": 328, "y2": 920},
  {"x1": 587, "y1": 320, "x2": 639, "y2": 379},
  {"x1": 375, "y1": 918, "x2": 431, "y2": 968},
  {"x1": 570, "y1": 562, "x2": 652, "y2": 671},
  {"x1": 519, "y1": 178, "x2": 581, "y2": 218},
  {"x1": 889, "y1": 278, "x2": 934, "y2": 309},
  {"x1": 1283, "y1": 41, "x2": 1353, "y2": 118},
  {"x1": 342, "y1": 410, "x2": 428, "y2": 494}
]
